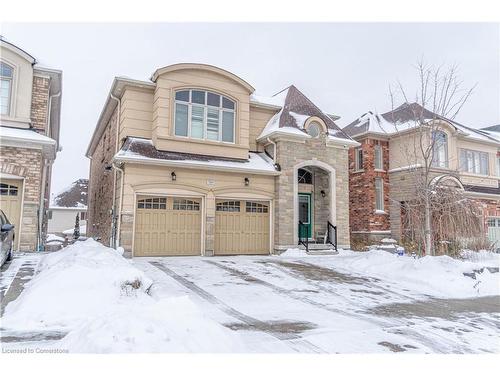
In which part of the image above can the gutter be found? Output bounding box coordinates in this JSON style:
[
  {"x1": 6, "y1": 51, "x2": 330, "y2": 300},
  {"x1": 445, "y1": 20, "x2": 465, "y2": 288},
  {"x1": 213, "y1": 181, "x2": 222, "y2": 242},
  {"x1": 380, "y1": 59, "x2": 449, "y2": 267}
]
[{"x1": 113, "y1": 154, "x2": 281, "y2": 176}]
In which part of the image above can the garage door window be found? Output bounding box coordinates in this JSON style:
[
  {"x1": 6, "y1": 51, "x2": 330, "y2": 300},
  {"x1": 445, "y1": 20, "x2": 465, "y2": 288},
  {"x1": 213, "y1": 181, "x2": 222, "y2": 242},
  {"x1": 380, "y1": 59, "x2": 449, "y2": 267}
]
[
  {"x1": 173, "y1": 198, "x2": 200, "y2": 211},
  {"x1": 0, "y1": 183, "x2": 18, "y2": 196},
  {"x1": 216, "y1": 201, "x2": 240, "y2": 212},
  {"x1": 246, "y1": 201, "x2": 268, "y2": 213},
  {"x1": 137, "y1": 197, "x2": 167, "y2": 209}
]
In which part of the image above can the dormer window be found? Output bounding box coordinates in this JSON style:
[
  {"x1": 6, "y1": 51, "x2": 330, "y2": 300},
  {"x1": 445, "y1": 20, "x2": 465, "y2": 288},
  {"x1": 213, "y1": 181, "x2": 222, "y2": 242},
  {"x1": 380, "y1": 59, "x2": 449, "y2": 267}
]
[
  {"x1": 174, "y1": 89, "x2": 236, "y2": 143},
  {"x1": 306, "y1": 121, "x2": 321, "y2": 137},
  {"x1": 1, "y1": 62, "x2": 13, "y2": 116}
]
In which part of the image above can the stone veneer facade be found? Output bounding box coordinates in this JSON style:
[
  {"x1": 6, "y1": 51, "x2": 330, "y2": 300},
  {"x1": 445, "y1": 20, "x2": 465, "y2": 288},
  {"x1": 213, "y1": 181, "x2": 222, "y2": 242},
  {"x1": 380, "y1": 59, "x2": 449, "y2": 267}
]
[
  {"x1": 86, "y1": 107, "x2": 118, "y2": 246},
  {"x1": 348, "y1": 138, "x2": 390, "y2": 246},
  {"x1": 274, "y1": 135, "x2": 350, "y2": 249}
]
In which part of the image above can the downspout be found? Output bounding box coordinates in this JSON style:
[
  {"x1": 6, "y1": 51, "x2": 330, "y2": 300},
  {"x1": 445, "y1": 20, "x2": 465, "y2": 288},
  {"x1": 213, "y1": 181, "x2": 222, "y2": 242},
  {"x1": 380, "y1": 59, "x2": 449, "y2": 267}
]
[
  {"x1": 266, "y1": 137, "x2": 277, "y2": 161},
  {"x1": 109, "y1": 93, "x2": 120, "y2": 248},
  {"x1": 112, "y1": 162, "x2": 125, "y2": 249}
]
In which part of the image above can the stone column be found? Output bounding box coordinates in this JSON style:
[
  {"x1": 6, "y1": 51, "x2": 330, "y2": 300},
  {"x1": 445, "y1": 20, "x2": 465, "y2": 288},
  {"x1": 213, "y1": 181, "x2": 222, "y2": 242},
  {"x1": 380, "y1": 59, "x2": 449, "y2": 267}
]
[{"x1": 204, "y1": 190, "x2": 215, "y2": 256}]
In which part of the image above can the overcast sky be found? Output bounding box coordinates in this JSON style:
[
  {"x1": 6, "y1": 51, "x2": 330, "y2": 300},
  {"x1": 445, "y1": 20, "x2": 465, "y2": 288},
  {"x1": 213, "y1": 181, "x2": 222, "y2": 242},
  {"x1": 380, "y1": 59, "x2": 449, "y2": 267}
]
[{"x1": 1, "y1": 23, "x2": 499, "y2": 196}]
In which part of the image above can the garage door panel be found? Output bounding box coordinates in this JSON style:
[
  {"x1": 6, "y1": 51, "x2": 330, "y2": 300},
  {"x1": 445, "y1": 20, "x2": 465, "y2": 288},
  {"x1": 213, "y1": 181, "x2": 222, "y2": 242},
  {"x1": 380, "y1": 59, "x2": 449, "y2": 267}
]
[
  {"x1": 134, "y1": 197, "x2": 201, "y2": 256},
  {"x1": 215, "y1": 200, "x2": 270, "y2": 255},
  {"x1": 0, "y1": 180, "x2": 23, "y2": 250}
]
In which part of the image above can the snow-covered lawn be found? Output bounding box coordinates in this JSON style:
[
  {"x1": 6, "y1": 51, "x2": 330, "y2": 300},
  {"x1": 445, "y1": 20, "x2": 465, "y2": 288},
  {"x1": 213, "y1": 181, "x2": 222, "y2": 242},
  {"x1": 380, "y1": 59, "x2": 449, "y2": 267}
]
[{"x1": 1, "y1": 241, "x2": 499, "y2": 353}]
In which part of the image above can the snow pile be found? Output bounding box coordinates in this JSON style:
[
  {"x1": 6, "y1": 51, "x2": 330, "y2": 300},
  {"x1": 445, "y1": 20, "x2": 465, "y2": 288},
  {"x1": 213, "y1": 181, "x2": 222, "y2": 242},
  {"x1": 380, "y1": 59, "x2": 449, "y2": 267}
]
[
  {"x1": 2, "y1": 239, "x2": 152, "y2": 331},
  {"x1": 332, "y1": 249, "x2": 500, "y2": 298},
  {"x1": 279, "y1": 248, "x2": 309, "y2": 257},
  {"x1": 2, "y1": 239, "x2": 245, "y2": 353}
]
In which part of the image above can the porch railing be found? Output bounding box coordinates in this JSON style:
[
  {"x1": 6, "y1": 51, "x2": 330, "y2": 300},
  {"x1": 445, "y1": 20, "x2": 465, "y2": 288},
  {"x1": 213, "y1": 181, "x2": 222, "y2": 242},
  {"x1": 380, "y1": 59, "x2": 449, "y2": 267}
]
[
  {"x1": 298, "y1": 221, "x2": 309, "y2": 252},
  {"x1": 326, "y1": 221, "x2": 337, "y2": 251}
]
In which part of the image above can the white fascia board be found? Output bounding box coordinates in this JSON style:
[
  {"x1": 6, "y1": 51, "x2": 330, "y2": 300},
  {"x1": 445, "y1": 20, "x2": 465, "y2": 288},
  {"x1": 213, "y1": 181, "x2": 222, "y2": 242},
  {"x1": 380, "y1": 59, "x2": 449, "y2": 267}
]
[
  {"x1": 114, "y1": 155, "x2": 281, "y2": 176},
  {"x1": 326, "y1": 136, "x2": 360, "y2": 147},
  {"x1": 256, "y1": 129, "x2": 310, "y2": 143}
]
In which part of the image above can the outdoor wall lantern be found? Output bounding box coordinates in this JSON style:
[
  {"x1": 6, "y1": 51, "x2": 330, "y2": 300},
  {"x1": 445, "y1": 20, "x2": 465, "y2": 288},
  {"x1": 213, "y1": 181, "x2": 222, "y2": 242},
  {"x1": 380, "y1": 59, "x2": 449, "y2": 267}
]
[
  {"x1": 244, "y1": 177, "x2": 250, "y2": 186},
  {"x1": 171, "y1": 171, "x2": 177, "y2": 181},
  {"x1": 321, "y1": 190, "x2": 326, "y2": 198}
]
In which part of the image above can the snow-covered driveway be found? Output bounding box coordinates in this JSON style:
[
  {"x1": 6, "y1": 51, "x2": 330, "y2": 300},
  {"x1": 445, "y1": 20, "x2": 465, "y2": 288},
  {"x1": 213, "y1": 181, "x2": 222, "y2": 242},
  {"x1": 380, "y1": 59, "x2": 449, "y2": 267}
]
[{"x1": 133, "y1": 255, "x2": 500, "y2": 353}]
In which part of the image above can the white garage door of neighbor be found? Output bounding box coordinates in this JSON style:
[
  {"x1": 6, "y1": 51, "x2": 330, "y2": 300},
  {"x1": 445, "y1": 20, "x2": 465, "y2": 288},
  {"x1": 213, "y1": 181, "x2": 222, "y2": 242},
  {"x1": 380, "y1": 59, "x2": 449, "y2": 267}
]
[{"x1": 134, "y1": 196, "x2": 202, "y2": 256}]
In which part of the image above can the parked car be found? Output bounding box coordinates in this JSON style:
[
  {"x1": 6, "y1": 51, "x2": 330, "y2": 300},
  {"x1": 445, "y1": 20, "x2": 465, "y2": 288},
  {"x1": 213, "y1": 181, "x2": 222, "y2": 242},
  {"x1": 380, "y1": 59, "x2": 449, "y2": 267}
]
[{"x1": 0, "y1": 209, "x2": 15, "y2": 266}]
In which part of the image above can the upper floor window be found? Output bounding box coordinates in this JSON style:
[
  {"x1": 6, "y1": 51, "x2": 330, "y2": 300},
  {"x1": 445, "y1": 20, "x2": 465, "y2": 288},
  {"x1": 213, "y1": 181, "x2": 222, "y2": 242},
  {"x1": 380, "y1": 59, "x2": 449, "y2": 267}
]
[
  {"x1": 374, "y1": 144, "x2": 383, "y2": 170},
  {"x1": 375, "y1": 178, "x2": 384, "y2": 211},
  {"x1": 355, "y1": 147, "x2": 363, "y2": 170},
  {"x1": 1, "y1": 62, "x2": 14, "y2": 116},
  {"x1": 431, "y1": 130, "x2": 448, "y2": 168},
  {"x1": 459, "y1": 149, "x2": 489, "y2": 175},
  {"x1": 174, "y1": 89, "x2": 235, "y2": 143}
]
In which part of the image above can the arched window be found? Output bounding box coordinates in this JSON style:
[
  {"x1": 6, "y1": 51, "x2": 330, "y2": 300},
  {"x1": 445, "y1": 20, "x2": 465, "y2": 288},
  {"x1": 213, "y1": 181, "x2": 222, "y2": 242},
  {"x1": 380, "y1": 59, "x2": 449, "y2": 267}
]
[
  {"x1": 1, "y1": 62, "x2": 14, "y2": 116},
  {"x1": 297, "y1": 168, "x2": 313, "y2": 184},
  {"x1": 432, "y1": 130, "x2": 448, "y2": 168},
  {"x1": 174, "y1": 89, "x2": 236, "y2": 143}
]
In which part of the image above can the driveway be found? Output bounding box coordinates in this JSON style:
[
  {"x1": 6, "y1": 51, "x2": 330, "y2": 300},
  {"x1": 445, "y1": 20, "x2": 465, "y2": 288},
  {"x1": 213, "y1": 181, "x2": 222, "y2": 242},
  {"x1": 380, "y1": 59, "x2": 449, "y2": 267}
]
[
  {"x1": 133, "y1": 256, "x2": 500, "y2": 353},
  {"x1": 1, "y1": 253, "x2": 498, "y2": 353}
]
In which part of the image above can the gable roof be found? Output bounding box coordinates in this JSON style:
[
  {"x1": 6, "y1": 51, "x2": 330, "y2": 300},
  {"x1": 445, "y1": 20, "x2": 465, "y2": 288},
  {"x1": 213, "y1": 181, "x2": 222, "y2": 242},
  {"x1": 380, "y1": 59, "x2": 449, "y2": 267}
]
[
  {"x1": 343, "y1": 102, "x2": 500, "y2": 145},
  {"x1": 52, "y1": 179, "x2": 88, "y2": 208},
  {"x1": 257, "y1": 85, "x2": 354, "y2": 143}
]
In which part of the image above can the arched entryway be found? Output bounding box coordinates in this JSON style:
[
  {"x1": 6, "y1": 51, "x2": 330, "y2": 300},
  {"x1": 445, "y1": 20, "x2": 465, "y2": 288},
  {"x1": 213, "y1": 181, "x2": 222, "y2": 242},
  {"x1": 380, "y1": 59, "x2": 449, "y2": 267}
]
[{"x1": 292, "y1": 160, "x2": 336, "y2": 246}]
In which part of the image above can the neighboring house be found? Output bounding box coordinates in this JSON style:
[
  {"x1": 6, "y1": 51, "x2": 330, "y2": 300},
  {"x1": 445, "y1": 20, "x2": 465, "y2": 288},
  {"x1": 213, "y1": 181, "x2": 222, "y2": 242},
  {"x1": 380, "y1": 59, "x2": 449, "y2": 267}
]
[
  {"x1": 48, "y1": 179, "x2": 88, "y2": 235},
  {"x1": 0, "y1": 36, "x2": 62, "y2": 251},
  {"x1": 86, "y1": 63, "x2": 357, "y2": 257},
  {"x1": 342, "y1": 103, "x2": 500, "y2": 247}
]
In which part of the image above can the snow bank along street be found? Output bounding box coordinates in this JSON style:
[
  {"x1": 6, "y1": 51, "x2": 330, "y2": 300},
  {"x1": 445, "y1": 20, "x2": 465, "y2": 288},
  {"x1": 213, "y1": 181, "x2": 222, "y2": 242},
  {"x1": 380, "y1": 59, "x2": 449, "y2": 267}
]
[{"x1": 1, "y1": 240, "x2": 499, "y2": 353}]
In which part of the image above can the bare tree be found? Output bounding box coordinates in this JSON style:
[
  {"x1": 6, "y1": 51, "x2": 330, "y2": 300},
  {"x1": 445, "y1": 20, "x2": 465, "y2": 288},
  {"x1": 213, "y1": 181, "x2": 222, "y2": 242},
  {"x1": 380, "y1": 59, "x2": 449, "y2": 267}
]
[{"x1": 388, "y1": 60, "x2": 477, "y2": 255}]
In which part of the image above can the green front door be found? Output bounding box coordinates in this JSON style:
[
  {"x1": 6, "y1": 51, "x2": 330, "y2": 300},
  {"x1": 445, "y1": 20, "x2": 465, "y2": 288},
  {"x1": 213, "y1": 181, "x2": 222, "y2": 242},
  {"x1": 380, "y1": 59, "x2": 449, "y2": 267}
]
[{"x1": 298, "y1": 193, "x2": 312, "y2": 239}]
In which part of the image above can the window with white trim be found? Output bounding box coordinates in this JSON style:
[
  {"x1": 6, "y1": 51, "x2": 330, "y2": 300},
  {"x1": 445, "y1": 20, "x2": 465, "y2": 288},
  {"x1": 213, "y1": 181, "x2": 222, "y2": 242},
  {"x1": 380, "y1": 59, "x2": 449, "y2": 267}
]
[
  {"x1": 459, "y1": 149, "x2": 489, "y2": 175},
  {"x1": 216, "y1": 201, "x2": 240, "y2": 212},
  {"x1": 431, "y1": 130, "x2": 448, "y2": 168},
  {"x1": 375, "y1": 178, "x2": 384, "y2": 211},
  {"x1": 174, "y1": 89, "x2": 235, "y2": 143},
  {"x1": 246, "y1": 201, "x2": 269, "y2": 213},
  {"x1": 137, "y1": 197, "x2": 167, "y2": 209},
  {"x1": 374, "y1": 144, "x2": 383, "y2": 170},
  {"x1": 355, "y1": 147, "x2": 363, "y2": 170},
  {"x1": 173, "y1": 198, "x2": 200, "y2": 211},
  {"x1": 1, "y1": 62, "x2": 13, "y2": 116},
  {"x1": 0, "y1": 183, "x2": 18, "y2": 196}
]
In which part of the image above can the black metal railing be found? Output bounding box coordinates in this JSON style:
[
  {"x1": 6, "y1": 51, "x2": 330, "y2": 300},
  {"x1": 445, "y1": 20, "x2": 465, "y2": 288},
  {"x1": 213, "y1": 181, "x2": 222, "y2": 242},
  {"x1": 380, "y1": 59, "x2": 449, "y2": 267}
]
[
  {"x1": 298, "y1": 221, "x2": 309, "y2": 252},
  {"x1": 326, "y1": 221, "x2": 337, "y2": 250}
]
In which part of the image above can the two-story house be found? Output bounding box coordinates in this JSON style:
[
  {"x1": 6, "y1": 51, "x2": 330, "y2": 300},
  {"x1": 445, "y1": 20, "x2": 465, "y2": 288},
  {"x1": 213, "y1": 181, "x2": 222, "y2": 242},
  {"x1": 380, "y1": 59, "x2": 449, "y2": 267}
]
[
  {"x1": 343, "y1": 103, "x2": 500, "y2": 248},
  {"x1": 0, "y1": 37, "x2": 62, "y2": 251},
  {"x1": 86, "y1": 63, "x2": 357, "y2": 257}
]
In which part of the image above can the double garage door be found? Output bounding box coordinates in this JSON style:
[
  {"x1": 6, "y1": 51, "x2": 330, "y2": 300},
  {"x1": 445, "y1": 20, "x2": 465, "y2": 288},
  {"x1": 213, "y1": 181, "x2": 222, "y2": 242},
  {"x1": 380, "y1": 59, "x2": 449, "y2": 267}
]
[{"x1": 134, "y1": 196, "x2": 269, "y2": 256}]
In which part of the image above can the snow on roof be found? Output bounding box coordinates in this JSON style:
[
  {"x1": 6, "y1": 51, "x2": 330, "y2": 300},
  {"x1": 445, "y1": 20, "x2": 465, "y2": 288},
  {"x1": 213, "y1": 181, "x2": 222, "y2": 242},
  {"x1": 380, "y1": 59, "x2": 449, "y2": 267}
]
[
  {"x1": 250, "y1": 88, "x2": 290, "y2": 108},
  {"x1": 344, "y1": 103, "x2": 500, "y2": 145},
  {"x1": 480, "y1": 130, "x2": 500, "y2": 142},
  {"x1": 0, "y1": 126, "x2": 57, "y2": 145},
  {"x1": 115, "y1": 138, "x2": 279, "y2": 175}
]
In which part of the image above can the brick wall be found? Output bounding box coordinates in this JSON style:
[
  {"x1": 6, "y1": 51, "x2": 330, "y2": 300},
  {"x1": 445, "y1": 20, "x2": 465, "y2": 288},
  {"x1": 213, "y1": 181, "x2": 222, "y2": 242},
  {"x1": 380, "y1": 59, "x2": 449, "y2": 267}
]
[
  {"x1": 31, "y1": 75, "x2": 50, "y2": 134},
  {"x1": 87, "y1": 107, "x2": 118, "y2": 245},
  {"x1": 348, "y1": 138, "x2": 390, "y2": 244}
]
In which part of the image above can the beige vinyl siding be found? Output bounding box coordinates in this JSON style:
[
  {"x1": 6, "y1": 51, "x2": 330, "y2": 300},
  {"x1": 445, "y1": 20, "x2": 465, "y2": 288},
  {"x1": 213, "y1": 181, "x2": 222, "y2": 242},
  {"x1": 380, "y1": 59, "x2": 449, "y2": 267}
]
[
  {"x1": 152, "y1": 68, "x2": 251, "y2": 159},
  {"x1": 215, "y1": 199, "x2": 270, "y2": 255},
  {"x1": 119, "y1": 88, "x2": 154, "y2": 142},
  {"x1": 249, "y1": 106, "x2": 278, "y2": 152}
]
